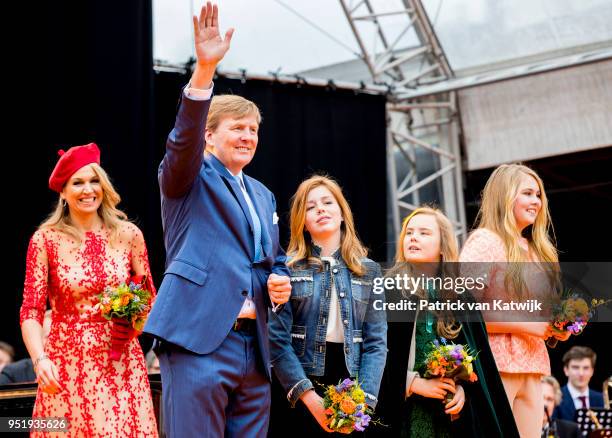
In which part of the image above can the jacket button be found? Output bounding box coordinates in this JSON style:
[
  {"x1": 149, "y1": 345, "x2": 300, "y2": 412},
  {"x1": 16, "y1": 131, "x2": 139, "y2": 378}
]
[
  {"x1": 345, "y1": 347, "x2": 350, "y2": 354},
  {"x1": 241, "y1": 290, "x2": 248, "y2": 296},
  {"x1": 332, "y1": 268, "x2": 338, "y2": 274},
  {"x1": 343, "y1": 319, "x2": 348, "y2": 325},
  {"x1": 339, "y1": 292, "x2": 345, "y2": 298}
]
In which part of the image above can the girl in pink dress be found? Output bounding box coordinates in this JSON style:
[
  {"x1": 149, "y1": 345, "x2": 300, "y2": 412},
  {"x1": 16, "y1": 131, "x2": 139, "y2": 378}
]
[
  {"x1": 20, "y1": 143, "x2": 158, "y2": 437},
  {"x1": 459, "y1": 163, "x2": 568, "y2": 437}
]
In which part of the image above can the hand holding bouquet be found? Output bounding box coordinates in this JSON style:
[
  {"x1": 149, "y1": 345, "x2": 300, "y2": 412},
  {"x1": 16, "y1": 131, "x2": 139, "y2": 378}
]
[
  {"x1": 421, "y1": 338, "x2": 477, "y2": 418},
  {"x1": 96, "y1": 274, "x2": 152, "y2": 360},
  {"x1": 322, "y1": 378, "x2": 375, "y2": 434}
]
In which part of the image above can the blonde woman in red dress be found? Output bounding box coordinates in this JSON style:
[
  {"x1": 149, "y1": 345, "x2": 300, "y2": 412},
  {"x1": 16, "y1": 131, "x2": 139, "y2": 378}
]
[{"x1": 20, "y1": 143, "x2": 158, "y2": 437}]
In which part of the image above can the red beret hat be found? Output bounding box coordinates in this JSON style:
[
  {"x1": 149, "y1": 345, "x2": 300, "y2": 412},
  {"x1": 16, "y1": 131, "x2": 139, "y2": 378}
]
[{"x1": 48, "y1": 143, "x2": 101, "y2": 192}]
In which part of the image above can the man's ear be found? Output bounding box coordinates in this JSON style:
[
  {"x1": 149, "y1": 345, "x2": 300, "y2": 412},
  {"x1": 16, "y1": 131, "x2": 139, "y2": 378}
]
[{"x1": 204, "y1": 128, "x2": 213, "y2": 146}]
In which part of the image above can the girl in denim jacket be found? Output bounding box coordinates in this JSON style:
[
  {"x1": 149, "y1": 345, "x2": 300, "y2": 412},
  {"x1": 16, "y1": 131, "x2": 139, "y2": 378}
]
[{"x1": 269, "y1": 175, "x2": 387, "y2": 436}]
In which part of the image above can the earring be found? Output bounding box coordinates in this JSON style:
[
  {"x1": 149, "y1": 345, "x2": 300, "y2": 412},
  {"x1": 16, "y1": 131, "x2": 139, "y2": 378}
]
[{"x1": 62, "y1": 199, "x2": 67, "y2": 208}]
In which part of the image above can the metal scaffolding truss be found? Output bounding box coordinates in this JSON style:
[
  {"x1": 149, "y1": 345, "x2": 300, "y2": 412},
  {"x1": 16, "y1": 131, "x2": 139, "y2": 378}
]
[{"x1": 339, "y1": 0, "x2": 467, "y2": 247}]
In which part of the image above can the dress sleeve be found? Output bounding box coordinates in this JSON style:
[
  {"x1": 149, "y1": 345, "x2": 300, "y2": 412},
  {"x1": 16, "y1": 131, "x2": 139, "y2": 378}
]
[
  {"x1": 129, "y1": 225, "x2": 156, "y2": 299},
  {"x1": 20, "y1": 231, "x2": 49, "y2": 326}
]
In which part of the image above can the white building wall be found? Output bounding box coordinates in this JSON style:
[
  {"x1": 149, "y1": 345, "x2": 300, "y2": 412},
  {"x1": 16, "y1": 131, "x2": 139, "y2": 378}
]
[{"x1": 459, "y1": 59, "x2": 612, "y2": 170}]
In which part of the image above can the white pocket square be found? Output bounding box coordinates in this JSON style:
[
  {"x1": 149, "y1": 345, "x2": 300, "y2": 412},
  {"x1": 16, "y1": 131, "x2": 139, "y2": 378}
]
[{"x1": 272, "y1": 212, "x2": 279, "y2": 225}]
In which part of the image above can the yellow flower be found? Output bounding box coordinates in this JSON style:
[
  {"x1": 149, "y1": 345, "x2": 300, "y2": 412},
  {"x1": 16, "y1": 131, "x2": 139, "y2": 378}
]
[
  {"x1": 351, "y1": 387, "x2": 365, "y2": 404},
  {"x1": 111, "y1": 298, "x2": 122, "y2": 312}
]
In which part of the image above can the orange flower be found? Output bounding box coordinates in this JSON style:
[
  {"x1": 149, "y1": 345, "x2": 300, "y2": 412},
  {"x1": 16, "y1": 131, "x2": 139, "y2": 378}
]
[
  {"x1": 554, "y1": 321, "x2": 566, "y2": 329},
  {"x1": 120, "y1": 293, "x2": 133, "y2": 306},
  {"x1": 331, "y1": 391, "x2": 343, "y2": 404},
  {"x1": 340, "y1": 398, "x2": 356, "y2": 415},
  {"x1": 469, "y1": 372, "x2": 478, "y2": 382}
]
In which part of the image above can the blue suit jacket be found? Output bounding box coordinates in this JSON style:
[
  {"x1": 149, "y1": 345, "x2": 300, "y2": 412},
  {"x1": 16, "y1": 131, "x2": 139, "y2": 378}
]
[
  {"x1": 144, "y1": 93, "x2": 289, "y2": 378},
  {"x1": 553, "y1": 385, "x2": 604, "y2": 421}
]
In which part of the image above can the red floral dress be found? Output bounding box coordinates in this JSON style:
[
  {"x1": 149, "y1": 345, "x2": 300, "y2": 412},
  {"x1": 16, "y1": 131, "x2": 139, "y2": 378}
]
[{"x1": 20, "y1": 224, "x2": 158, "y2": 437}]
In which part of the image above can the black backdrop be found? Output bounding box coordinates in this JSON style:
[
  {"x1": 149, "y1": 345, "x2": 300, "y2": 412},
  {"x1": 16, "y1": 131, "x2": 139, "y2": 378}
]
[
  {"x1": 2, "y1": 1, "x2": 388, "y2": 357},
  {"x1": 4, "y1": 1, "x2": 156, "y2": 358}
]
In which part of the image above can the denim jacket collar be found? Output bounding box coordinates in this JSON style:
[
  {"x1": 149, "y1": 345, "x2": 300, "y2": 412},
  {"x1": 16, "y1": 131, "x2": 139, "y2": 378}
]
[{"x1": 311, "y1": 244, "x2": 342, "y2": 263}]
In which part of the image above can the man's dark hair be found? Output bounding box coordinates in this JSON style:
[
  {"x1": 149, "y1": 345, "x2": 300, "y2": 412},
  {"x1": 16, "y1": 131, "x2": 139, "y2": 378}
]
[{"x1": 562, "y1": 346, "x2": 596, "y2": 368}]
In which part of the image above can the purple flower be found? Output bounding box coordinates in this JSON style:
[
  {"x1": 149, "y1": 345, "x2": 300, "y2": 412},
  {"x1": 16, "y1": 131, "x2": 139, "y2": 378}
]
[
  {"x1": 433, "y1": 339, "x2": 440, "y2": 347},
  {"x1": 567, "y1": 320, "x2": 586, "y2": 334},
  {"x1": 440, "y1": 337, "x2": 447, "y2": 345},
  {"x1": 456, "y1": 359, "x2": 462, "y2": 366},
  {"x1": 354, "y1": 422, "x2": 365, "y2": 432},
  {"x1": 338, "y1": 378, "x2": 354, "y2": 391},
  {"x1": 450, "y1": 350, "x2": 463, "y2": 360},
  {"x1": 361, "y1": 414, "x2": 371, "y2": 427}
]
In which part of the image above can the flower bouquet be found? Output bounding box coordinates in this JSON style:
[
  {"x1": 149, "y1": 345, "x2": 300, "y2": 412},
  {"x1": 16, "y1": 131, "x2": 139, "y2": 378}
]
[
  {"x1": 547, "y1": 293, "x2": 609, "y2": 347},
  {"x1": 96, "y1": 274, "x2": 152, "y2": 360},
  {"x1": 322, "y1": 378, "x2": 374, "y2": 434},
  {"x1": 421, "y1": 338, "x2": 478, "y2": 419}
]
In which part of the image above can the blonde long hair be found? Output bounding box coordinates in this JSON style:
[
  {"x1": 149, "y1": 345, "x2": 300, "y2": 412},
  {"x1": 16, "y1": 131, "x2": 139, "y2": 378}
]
[
  {"x1": 476, "y1": 163, "x2": 558, "y2": 299},
  {"x1": 287, "y1": 175, "x2": 367, "y2": 276},
  {"x1": 39, "y1": 163, "x2": 128, "y2": 242},
  {"x1": 391, "y1": 206, "x2": 461, "y2": 339}
]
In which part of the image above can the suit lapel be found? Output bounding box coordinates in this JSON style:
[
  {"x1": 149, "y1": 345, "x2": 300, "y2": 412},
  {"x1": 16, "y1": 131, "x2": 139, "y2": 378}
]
[{"x1": 206, "y1": 153, "x2": 255, "y2": 233}]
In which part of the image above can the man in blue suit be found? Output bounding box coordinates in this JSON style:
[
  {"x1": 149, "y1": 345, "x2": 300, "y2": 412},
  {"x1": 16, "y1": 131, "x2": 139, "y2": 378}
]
[
  {"x1": 553, "y1": 346, "x2": 604, "y2": 422},
  {"x1": 144, "y1": 3, "x2": 291, "y2": 437}
]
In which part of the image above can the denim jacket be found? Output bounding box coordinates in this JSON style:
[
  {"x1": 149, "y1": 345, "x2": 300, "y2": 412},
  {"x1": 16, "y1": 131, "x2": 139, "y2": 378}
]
[{"x1": 269, "y1": 247, "x2": 387, "y2": 408}]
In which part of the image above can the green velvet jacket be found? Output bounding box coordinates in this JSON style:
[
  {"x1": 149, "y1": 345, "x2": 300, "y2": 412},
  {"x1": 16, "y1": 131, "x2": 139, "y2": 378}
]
[{"x1": 373, "y1": 294, "x2": 520, "y2": 438}]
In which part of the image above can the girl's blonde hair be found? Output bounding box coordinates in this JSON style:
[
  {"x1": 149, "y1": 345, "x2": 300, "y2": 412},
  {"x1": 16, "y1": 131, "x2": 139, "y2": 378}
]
[
  {"x1": 287, "y1": 175, "x2": 367, "y2": 276},
  {"x1": 392, "y1": 206, "x2": 461, "y2": 339},
  {"x1": 476, "y1": 163, "x2": 558, "y2": 299},
  {"x1": 39, "y1": 163, "x2": 128, "y2": 242}
]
